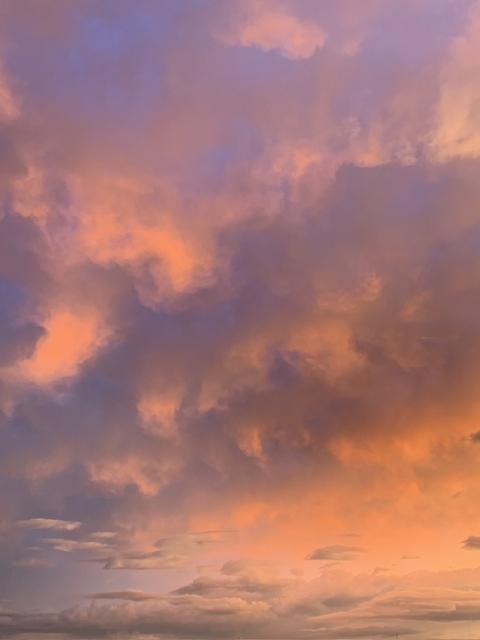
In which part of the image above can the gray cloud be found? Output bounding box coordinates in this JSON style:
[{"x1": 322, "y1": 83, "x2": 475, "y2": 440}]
[
  {"x1": 306, "y1": 545, "x2": 365, "y2": 561},
  {"x1": 462, "y1": 536, "x2": 480, "y2": 550},
  {"x1": 85, "y1": 589, "x2": 163, "y2": 602},
  {"x1": 310, "y1": 626, "x2": 417, "y2": 639},
  {"x1": 12, "y1": 557, "x2": 54, "y2": 568}
]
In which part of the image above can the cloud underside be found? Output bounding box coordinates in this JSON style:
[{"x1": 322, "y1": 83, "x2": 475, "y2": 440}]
[
  {"x1": 462, "y1": 536, "x2": 480, "y2": 550},
  {"x1": 5, "y1": 565, "x2": 480, "y2": 639},
  {"x1": 306, "y1": 545, "x2": 365, "y2": 561}
]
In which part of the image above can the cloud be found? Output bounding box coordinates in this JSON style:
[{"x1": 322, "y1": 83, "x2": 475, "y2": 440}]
[
  {"x1": 85, "y1": 589, "x2": 163, "y2": 602},
  {"x1": 103, "y1": 550, "x2": 190, "y2": 570},
  {"x1": 1, "y1": 0, "x2": 480, "y2": 636},
  {"x1": 43, "y1": 538, "x2": 109, "y2": 553},
  {"x1": 88, "y1": 532, "x2": 233, "y2": 571},
  {"x1": 0, "y1": 593, "x2": 272, "y2": 639},
  {"x1": 3, "y1": 565, "x2": 480, "y2": 639},
  {"x1": 18, "y1": 308, "x2": 110, "y2": 385},
  {"x1": 12, "y1": 557, "x2": 54, "y2": 568},
  {"x1": 215, "y1": 0, "x2": 327, "y2": 60},
  {"x1": 87, "y1": 531, "x2": 117, "y2": 540},
  {"x1": 16, "y1": 519, "x2": 83, "y2": 531},
  {"x1": 311, "y1": 626, "x2": 417, "y2": 639},
  {"x1": 430, "y1": 0, "x2": 480, "y2": 161},
  {"x1": 462, "y1": 536, "x2": 480, "y2": 550},
  {"x1": 306, "y1": 546, "x2": 365, "y2": 561}
]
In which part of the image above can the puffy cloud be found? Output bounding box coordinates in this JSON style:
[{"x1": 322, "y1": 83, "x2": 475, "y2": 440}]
[
  {"x1": 214, "y1": 0, "x2": 327, "y2": 60},
  {"x1": 3, "y1": 565, "x2": 480, "y2": 639},
  {"x1": 429, "y1": 0, "x2": 480, "y2": 161},
  {"x1": 0, "y1": 0, "x2": 480, "y2": 636}
]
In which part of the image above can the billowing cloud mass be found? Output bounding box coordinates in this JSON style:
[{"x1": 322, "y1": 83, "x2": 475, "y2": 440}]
[{"x1": 1, "y1": 0, "x2": 480, "y2": 637}]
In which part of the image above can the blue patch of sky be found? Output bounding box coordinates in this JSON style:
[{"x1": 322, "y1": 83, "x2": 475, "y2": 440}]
[{"x1": 6, "y1": 1, "x2": 188, "y2": 133}]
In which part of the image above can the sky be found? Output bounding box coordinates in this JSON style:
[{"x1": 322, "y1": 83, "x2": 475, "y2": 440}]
[{"x1": 2, "y1": 0, "x2": 480, "y2": 638}]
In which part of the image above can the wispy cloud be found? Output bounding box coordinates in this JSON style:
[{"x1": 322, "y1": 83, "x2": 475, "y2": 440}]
[
  {"x1": 16, "y1": 519, "x2": 83, "y2": 532},
  {"x1": 306, "y1": 546, "x2": 365, "y2": 561}
]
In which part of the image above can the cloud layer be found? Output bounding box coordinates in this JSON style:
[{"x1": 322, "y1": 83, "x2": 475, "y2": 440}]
[{"x1": 1, "y1": 0, "x2": 480, "y2": 637}]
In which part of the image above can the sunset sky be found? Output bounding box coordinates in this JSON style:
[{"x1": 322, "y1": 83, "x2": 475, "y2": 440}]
[{"x1": 2, "y1": 1, "x2": 480, "y2": 638}]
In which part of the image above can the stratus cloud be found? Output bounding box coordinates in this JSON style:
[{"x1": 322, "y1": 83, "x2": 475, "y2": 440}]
[
  {"x1": 103, "y1": 550, "x2": 190, "y2": 571},
  {"x1": 43, "y1": 538, "x2": 109, "y2": 553},
  {"x1": 85, "y1": 589, "x2": 163, "y2": 602},
  {"x1": 12, "y1": 557, "x2": 54, "y2": 568},
  {"x1": 88, "y1": 531, "x2": 116, "y2": 540},
  {"x1": 96, "y1": 532, "x2": 230, "y2": 570},
  {"x1": 306, "y1": 546, "x2": 365, "y2": 562},
  {"x1": 462, "y1": 536, "x2": 480, "y2": 550},
  {"x1": 16, "y1": 519, "x2": 82, "y2": 531}
]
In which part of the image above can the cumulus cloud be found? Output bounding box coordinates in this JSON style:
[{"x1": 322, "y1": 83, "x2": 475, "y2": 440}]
[
  {"x1": 1, "y1": 0, "x2": 480, "y2": 636},
  {"x1": 214, "y1": 0, "x2": 327, "y2": 60},
  {"x1": 3, "y1": 565, "x2": 480, "y2": 639},
  {"x1": 429, "y1": 0, "x2": 480, "y2": 161}
]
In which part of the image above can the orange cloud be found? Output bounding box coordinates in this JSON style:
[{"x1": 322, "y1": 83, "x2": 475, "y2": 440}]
[
  {"x1": 18, "y1": 308, "x2": 109, "y2": 384},
  {"x1": 216, "y1": 0, "x2": 327, "y2": 60}
]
